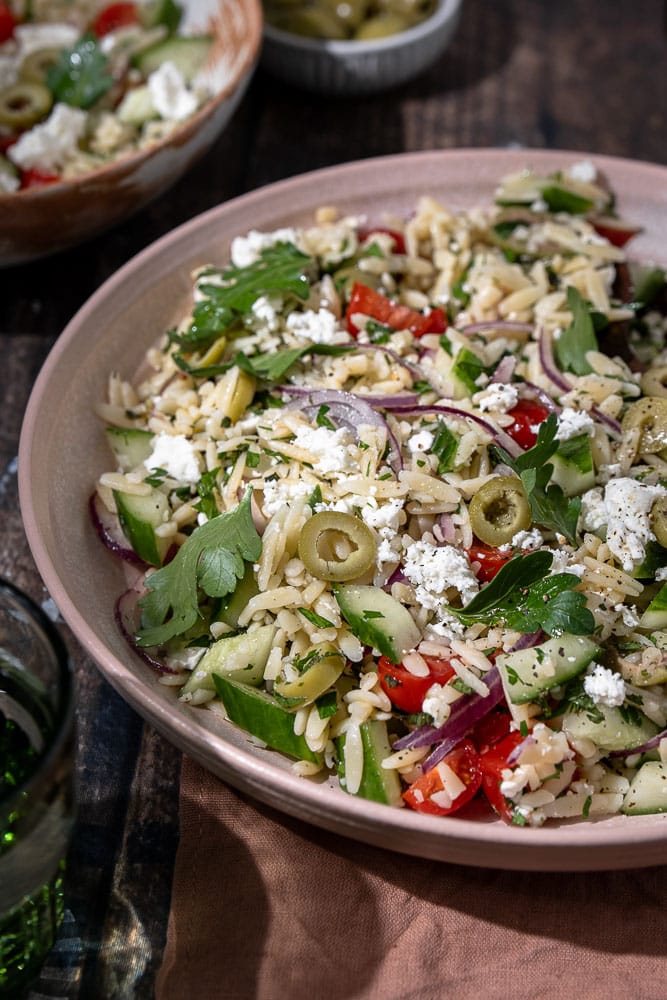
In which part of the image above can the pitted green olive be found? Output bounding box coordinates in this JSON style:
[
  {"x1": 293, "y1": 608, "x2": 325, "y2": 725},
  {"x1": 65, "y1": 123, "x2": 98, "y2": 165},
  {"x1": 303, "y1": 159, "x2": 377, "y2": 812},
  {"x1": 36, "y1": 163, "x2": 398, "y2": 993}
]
[
  {"x1": 270, "y1": 6, "x2": 348, "y2": 37},
  {"x1": 19, "y1": 47, "x2": 62, "y2": 86},
  {"x1": 298, "y1": 511, "x2": 377, "y2": 582},
  {"x1": 354, "y1": 11, "x2": 411, "y2": 38},
  {"x1": 0, "y1": 81, "x2": 52, "y2": 129},
  {"x1": 468, "y1": 476, "x2": 531, "y2": 547},
  {"x1": 321, "y1": 0, "x2": 369, "y2": 32},
  {"x1": 640, "y1": 366, "x2": 667, "y2": 399},
  {"x1": 621, "y1": 397, "x2": 667, "y2": 454},
  {"x1": 650, "y1": 496, "x2": 667, "y2": 549}
]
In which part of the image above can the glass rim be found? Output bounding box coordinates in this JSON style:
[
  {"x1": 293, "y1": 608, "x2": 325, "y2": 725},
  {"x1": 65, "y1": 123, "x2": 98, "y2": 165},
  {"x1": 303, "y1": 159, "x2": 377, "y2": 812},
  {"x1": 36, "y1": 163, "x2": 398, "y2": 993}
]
[{"x1": 0, "y1": 578, "x2": 74, "y2": 813}]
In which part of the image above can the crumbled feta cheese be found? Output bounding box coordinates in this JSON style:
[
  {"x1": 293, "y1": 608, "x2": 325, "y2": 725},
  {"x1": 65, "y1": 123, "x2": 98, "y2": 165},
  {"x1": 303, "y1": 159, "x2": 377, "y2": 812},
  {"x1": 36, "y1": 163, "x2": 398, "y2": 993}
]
[
  {"x1": 148, "y1": 61, "x2": 198, "y2": 121},
  {"x1": 604, "y1": 478, "x2": 667, "y2": 572},
  {"x1": 230, "y1": 228, "x2": 299, "y2": 268},
  {"x1": 473, "y1": 383, "x2": 519, "y2": 413},
  {"x1": 247, "y1": 295, "x2": 283, "y2": 335},
  {"x1": 510, "y1": 528, "x2": 544, "y2": 551},
  {"x1": 403, "y1": 540, "x2": 479, "y2": 608},
  {"x1": 422, "y1": 683, "x2": 452, "y2": 727},
  {"x1": 285, "y1": 308, "x2": 346, "y2": 344},
  {"x1": 145, "y1": 433, "x2": 200, "y2": 484},
  {"x1": 292, "y1": 425, "x2": 357, "y2": 476},
  {"x1": 361, "y1": 498, "x2": 405, "y2": 535},
  {"x1": 300, "y1": 219, "x2": 359, "y2": 266},
  {"x1": 15, "y1": 22, "x2": 79, "y2": 57},
  {"x1": 8, "y1": 103, "x2": 86, "y2": 172},
  {"x1": 583, "y1": 663, "x2": 626, "y2": 708},
  {"x1": 555, "y1": 407, "x2": 595, "y2": 441},
  {"x1": 407, "y1": 429, "x2": 434, "y2": 453},
  {"x1": 261, "y1": 478, "x2": 312, "y2": 517},
  {"x1": 567, "y1": 159, "x2": 597, "y2": 183},
  {"x1": 579, "y1": 487, "x2": 607, "y2": 535}
]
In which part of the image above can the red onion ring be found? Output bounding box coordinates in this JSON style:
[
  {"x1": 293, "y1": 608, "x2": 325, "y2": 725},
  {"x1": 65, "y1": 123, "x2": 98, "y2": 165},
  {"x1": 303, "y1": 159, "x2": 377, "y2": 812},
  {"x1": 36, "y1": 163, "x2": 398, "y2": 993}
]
[
  {"x1": 517, "y1": 381, "x2": 560, "y2": 413},
  {"x1": 114, "y1": 588, "x2": 178, "y2": 675},
  {"x1": 489, "y1": 355, "x2": 516, "y2": 384},
  {"x1": 608, "y1": 728, "x2": 667, "y2": 758},
  {"x1": 388, "y1": 404, "x2": 524, "y2": 458},
  {"x1": 89, "y1": 493, "x2": 146, "y2": 568}
]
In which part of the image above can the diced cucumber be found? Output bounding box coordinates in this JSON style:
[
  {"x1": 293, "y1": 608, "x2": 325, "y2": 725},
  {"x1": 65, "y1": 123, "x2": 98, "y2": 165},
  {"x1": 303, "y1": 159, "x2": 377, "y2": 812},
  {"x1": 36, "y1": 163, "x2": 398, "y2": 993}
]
[
  {"x1": 212, "y1": 673, "x2": 321, "y2": 763},
  {"x1": 496, "y1": 634, "x2": 600, "y2": 705},
  {"x1": 216, "y1": 562, "x2": 259, "y2": 629},
  {"x1": 549, "y1": 433, "x2": 595, "y2": 497},
  {"x1": 562, "y1": 703, "x2": 660, "y2": 751},
  {"x1": 113, "y1": 487, "x2": 169, "y2": 566},
  {"x1": 336, "y1": 719, "x2": 403, "y2": 806},
  {"x1": 450, "y1": 346, "x2": 486, "y2": 397},
  {"x1": 333, "y1": 584, "x2": 420, "y2": 665},
  {"x1": 622, "y1": 760, "x2": 667, "y2": 815},
  {"x1": 180, "y1": 624, "x2": 275, "y2": 698},
  {"x1": 106, "y1": 427, "x2": 154, "y2": 472},
  {"x1": 117, "y1": 85, "x2": 158, "y2": 126},
  {"x1": 273, "y1": 642, "x2": 345, "y2": 706},
  {"x1": 617, "y1": 647, "x2": 667, "y2": 687},
  {"x1": 133, "y1": 35, "x2": 213, "y2": 83},
  {"x1": 139, "y1": 0, "x2": 182, "y2": 32},
  {"x1": 632, "y1": 541, "x2": 667, "y2": 580},
  {"x1": 640, "y1": 582, "x2": 667, "y2": 631}
]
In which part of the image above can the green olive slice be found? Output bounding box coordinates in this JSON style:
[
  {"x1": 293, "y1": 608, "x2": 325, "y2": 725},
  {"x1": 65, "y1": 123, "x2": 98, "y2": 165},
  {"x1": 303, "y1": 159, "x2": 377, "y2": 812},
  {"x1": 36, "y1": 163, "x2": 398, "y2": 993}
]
[
  {"x1": 19, "y1": 47, "x2": 62, "y2": 86},
  {"x1": 273, "y1": 642, "x2": 345, "y2": 703},
  {"x1": 650, "y1": 497, "x2": 667, "y2": 549},
  {"x1": 468, "y1": 476, "x2": 531, "y2": 547},
  {"x1": 0, "y1": 82, "x2": 53, "y2": 129},
  {"x1": 621, "y1": 397, "x2": 667, "y2": 454},
  {"x1": 354, "y1": 11, "x2": 411, "y2": 39},
  {"x1": 298, "y1": 511, "x2": 377, "y2": 582}
]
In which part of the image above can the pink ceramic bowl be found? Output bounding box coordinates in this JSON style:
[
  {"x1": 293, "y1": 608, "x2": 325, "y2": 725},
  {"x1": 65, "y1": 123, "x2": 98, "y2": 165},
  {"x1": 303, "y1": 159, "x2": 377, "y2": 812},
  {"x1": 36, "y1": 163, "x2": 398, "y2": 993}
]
[{"x1": 0, "y1": 0, "x2": 262, "y2": 266}]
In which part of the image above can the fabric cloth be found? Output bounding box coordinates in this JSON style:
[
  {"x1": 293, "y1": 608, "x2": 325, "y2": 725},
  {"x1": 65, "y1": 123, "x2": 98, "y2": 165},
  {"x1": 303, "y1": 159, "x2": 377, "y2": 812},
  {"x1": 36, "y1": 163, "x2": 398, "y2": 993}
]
[{"x1": 156, "y1": 757, "x2": 666, "y2": 1000}]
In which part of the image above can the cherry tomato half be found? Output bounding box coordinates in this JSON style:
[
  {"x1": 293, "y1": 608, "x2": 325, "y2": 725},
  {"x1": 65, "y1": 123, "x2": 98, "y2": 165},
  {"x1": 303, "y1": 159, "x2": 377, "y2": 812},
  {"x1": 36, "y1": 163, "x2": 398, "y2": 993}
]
[
  {"x1": 471, "y1": 709, "x2": 512, "y2": 754},
  {"x1": 505, "y1": 399, "x2": 550, "y2": 450},
  {"x1": 358, "y1": 226, "x2": 406, "y2": 255},
  {"x1": 591, "y1": 216, "x2": 642, "y2": 248},
  {"x1": 347, "y1": 282, "x2": 447, "y2": 339},
  {"x1": 20, "y1": 168, "x2": 60, "y2": 189},
  {"x1": 378, "y1": 654, "x2": 455, "y2": 714},
  {"x1": 467, "y1": 541, "x2": 512, "y2": 583},
  {"x1": 478, "y1": 730, "x2": 525, "y2": 822},
  {"x1": 93, "y1": 1, "x2": 140, "y2": 36},
  {"x1": 403, "y1": 740, "x2": 482, "y2": 816},
  {"x1": 0, "y1": 1, "x2": 17, "y2": 43}
]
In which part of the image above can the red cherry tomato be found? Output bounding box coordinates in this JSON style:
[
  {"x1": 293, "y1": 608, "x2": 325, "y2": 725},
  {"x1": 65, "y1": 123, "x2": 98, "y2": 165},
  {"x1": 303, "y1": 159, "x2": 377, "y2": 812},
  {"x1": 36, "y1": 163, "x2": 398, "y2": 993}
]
[
  {"x1": 471, "y1": 709, "x2": 512, "y2": 754},
  {"x1": 0, "y1": 2, "x2": 17, "y2": 43},
  {"x1": 20, "y1": 168, "x2": 60, "y2": 189},
  {"x1": 591, "y1": 216, "x2": 642, "y2": 248},
  {"x1": 403, "y1": 740, "x2": 482, "y2": 816},
  {"x1": 358, "y1": 226, "x2": 406, "y2": 255},
  {"x1": 346, "y1": 282, "x2": 448, "y2": 339},
  {"x1": 505, "y1": 399, "x2": 550, "y2": 450},
  {"x1": 93, "y1": 1, "x2": 140, "y2": 36},
  {"x1": 377, "y1": 654, "x2": 455, "y2": 714},
  {"x1": 467, "y1": 541, "x2": 512, "y2": 583},
  {"x1": 478, "y1": 730, "x2": 525, "y2": 822}
]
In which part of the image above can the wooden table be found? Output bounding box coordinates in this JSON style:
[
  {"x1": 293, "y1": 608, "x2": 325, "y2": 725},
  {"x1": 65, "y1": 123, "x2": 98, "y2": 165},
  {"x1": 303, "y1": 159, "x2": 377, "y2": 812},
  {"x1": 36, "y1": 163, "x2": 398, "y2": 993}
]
[{"x1": 2, "y1": 1, "x2": 666, "y2": 994}]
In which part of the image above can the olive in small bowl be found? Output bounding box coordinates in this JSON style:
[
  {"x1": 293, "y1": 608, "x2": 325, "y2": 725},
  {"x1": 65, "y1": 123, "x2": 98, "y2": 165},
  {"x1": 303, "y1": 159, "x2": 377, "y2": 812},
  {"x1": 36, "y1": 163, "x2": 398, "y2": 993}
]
[{"x1": 261, "y1": 0, "x2": 463, "y2": 96}]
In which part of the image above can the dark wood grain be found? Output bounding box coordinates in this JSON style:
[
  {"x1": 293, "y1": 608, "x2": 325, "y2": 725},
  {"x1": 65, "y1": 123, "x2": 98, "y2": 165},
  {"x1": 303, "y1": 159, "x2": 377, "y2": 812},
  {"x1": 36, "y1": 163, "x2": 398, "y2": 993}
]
[{"x1": 2, "y1": 1, "x2": 666, "y2": 995}]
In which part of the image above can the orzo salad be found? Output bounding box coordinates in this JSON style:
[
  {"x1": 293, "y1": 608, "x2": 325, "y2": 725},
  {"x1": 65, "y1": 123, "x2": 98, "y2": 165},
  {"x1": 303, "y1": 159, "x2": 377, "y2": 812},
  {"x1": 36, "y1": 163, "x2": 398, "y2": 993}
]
[
  {"x1": 93, "y1": 161, "x2": 667, "y2": 827},
  {"x1": 0, "y1": 0, "x2": 213, "y2": 191}
]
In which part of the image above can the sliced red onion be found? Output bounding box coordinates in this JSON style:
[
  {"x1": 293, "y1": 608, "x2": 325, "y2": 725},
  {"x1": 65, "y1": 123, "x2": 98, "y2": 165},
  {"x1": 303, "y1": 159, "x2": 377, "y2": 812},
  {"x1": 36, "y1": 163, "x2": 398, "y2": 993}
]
[
  {"x1": 435, "y1": 512, "x2": 457, "y2": 545},
  {"x1": 517, "y1": 381, "x2": 560, "y2": 413},
  {"x1": 460, "y1": 321, "x2": 533, "y2": 336},
  {"x1": 608, "y1": 728, "x2": 667, "y2": 758},
  {"x1": 278, "y1": 384, "x2": 418, "y2": 408},
  {"x1": 89, "y1": 493, "x2": 146, "y2": 568},
  {"x1": 389, "y1": 404, "x2": 524, "y2": 458},
  {"x1": 489, "y1": 355, "x2": 516, "y2": 384},
  {"x1": 508, "y1": 629, "x2": 546, "y2": 652},
  {"x1": 394, "y1": 666, "x2": 504, "y2": 755},
  {"x1": 114, "y1": 588, "x2": 178, "y2": 675},
  {"x1": 506, "y1": 734, "x2": 536, "y2": 765},
  {"x1": 282, "y1": 388, "x2": 403, "y2": 472}
]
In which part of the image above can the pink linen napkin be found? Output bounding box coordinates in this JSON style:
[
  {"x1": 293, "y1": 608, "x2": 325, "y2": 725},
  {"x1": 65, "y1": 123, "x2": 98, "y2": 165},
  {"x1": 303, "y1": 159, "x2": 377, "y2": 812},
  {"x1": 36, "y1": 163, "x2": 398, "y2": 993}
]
[{"x1": 156, "y1": 757, "x2": 666, "y2": 1000}]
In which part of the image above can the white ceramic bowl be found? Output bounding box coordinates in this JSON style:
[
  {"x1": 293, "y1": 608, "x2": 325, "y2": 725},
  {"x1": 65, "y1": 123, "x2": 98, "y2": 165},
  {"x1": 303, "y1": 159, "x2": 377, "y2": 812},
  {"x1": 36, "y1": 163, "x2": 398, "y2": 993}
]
[
  {"x1": 261, "y1": 0, "x2": 462, "y2": 96},
  {"x1": 0, "y1": 0, "x2": 262, "y2": 266},
  {"x1": 18, "y1": 148, "x2": 667, "y2": 871}
]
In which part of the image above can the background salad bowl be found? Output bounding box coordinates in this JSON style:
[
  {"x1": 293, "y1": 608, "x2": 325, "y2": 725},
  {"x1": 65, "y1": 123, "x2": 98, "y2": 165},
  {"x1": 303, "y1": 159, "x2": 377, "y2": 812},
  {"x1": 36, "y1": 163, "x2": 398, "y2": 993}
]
[
  {"x1": 0, "y1": 0, "x2": 262, "y2": 266},
  {"x1": 19, "y1": 148, "x2": 667, "y2": 871}
]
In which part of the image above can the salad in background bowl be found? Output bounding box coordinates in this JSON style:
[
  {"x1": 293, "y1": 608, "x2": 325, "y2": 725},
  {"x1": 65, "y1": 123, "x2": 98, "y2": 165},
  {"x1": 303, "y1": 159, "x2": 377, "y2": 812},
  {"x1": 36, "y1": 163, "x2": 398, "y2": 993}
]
[{"x1": 0, "y1": 0, "x2": 262, "y2": 265}]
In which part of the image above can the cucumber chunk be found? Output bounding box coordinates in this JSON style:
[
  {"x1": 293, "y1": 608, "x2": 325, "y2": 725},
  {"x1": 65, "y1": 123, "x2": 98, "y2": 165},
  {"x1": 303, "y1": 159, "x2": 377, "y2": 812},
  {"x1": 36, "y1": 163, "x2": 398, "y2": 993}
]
[
  {"x1": 273, "y1": 642, "x2": 345, "y2": 705},
  {"x1": 180, "y1": 624, "x2": 275, "y2": 698},
  {"x1": 549, "y1": 433, "x2": 595, "y2": 497},
  {"x1": 212, "y1": 673, "x2": 321, "y2": 763},
  {"x1": 333, "y1": 584, "x2": 420, "y2": 664},
  {"x1": 106, "y1": 427, "x2": 154, "y2": 472},
  {"x1": 133, "y1": 36, "x2": 213, "y2": 82},
  {"x1": 622, "y1": 761, "x2": 667, "y2": 815},
  {"x1": 336, "y1": 719, "x2": 403, "y2": 806},
  {"x1": 496, "y1": 634, "x2": 600, "y2": 705},
  {"x1": 639, "y1": 582, "x2": 667, "y2": 631},
  {"x1": 216, "y1": 562, "x2": 259, "y2": 629},
  {"x1": 450, "y1": 346, "x2": 486, "y2": 397},
  {"x1": 113, "y1": 487, "x2": 169, "y2": 566},
  {"x1": 632, "y1": 541, "x2": 667, "y2": 580},
  {"x1": 562, "y1": 703, "x2": 660, "y2": 751}
]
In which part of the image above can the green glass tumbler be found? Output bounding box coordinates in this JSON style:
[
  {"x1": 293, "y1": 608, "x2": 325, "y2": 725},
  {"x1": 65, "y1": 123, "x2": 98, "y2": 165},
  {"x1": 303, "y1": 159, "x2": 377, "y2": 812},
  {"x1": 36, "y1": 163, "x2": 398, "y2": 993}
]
[{"x1": 0, "y1": 580, "x2": 75, "y2": 998}]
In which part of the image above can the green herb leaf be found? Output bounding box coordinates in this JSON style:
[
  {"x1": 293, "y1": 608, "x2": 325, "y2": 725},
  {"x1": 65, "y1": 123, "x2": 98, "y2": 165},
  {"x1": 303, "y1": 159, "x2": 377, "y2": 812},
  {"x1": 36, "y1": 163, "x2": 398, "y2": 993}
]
[
  {"x1": 316, "y1": 690, "x2": 338, "y2": 719},
  {"x1": 233, "y1": 343, "x2": 353, "y2": 383},
  {"x1": 298, "y1": 607, "x2": 335, "y2": 629},
  {"x1": 451, "y1": 550, "x2": 594, "y2": 637},
  {"x1": 194, "y1": 468, "x2": 220, "y2": 520},
  {"x1": 554, "y1": 286, "x2": 599, "y2": 376},
  {"x1": 431, "y1": 420, "x2": 459, "y2": 474},
  {"x1": 47, "y1": 34, "x2": 112, "y2": 109},
  {"x1": 137, "y1": 488, "x2": 261, "y2": 646},
  {"x1": 541, "y1": 185, "x2": 594, "y2": 215}
]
